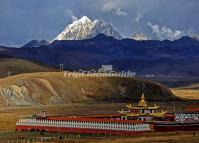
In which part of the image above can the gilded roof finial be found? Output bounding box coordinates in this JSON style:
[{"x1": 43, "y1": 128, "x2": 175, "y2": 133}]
[
  {"x1": 141, "y1": 93, "x2": 145, "y2": 100},
  {"x1": 138, "y1": 93, "x2": 147, "y2": 107}
]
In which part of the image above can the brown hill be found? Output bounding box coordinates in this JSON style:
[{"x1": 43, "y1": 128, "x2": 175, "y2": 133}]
[
  {"x1": 172, "y1": 83, "x2": 199, "y2": 100},
  {"x1": 0, "y1": 58, "x2": 56, "y2": 78},
  {"x1": 0, "y1": 72, "x2": 174, "y2": 106}
]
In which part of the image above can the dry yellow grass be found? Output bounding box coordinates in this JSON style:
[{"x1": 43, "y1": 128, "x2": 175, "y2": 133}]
[
  {"x1": 171, "y1": 83, "x2": 199, "y2": 100},
  {"x1": 26, "y1": 132, "x2": 199, "y2": 143},
  {"x1": 0, "y1": 58, "x2": 56, "y2": 78},
  {"x1": 68, "y1": 133, "x2": 199, "y2": 143},
  {"x1": 171, "y1": 89, "x2": 199, "y2": 100}
]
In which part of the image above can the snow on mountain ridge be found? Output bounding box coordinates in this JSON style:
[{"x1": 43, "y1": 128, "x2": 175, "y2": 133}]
[
  {"x1": 78, "y1": 16, "x2": 92, "y2": 23},
  {"x1": 54, "y1": 16, "x2": 122, "y2": 41},
  {"x1": 131, "y1": 32, "x2": 150, "y2": 41}
]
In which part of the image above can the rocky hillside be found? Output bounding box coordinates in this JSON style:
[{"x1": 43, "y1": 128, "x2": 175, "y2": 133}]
[{"x1": 0, "y1": 72, "x2": 174, "y2": 106}]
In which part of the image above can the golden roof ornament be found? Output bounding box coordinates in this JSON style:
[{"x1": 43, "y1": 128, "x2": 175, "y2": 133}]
[{"x1": 138, "y1": 93, "x2": 147, "y2": 107}]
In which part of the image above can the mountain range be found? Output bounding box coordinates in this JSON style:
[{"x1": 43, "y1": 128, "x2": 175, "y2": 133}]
[
  {"x1": 0, "y1": 34, "x2": 199, "y2": 78},
  {"x1": 0, "y1": 16, "x2": 198, "y2": 106},
  {"x1": 0, "y1": 16, "x2": 199, "y2": 78}
]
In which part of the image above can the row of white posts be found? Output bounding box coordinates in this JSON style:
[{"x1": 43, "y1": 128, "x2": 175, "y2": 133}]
[
  {"x1": 64, "y1": 71, "x2": 136, "y2": 78},
  {"x1": 17, "y1": 119, "x2": 150, "y2": 131},
  {"x1": 175, "y1": 113, "x2": 199, "y2": 122}
]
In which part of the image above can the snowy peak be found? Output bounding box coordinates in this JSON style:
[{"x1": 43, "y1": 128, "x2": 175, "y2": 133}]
[
  {"x1": 71, "y1": 16, "x2": 92, "y2": 26},
  {"x1": 78, "y1": 16, "x2": 91, "y2": 23},
  {"x1": 54, "y1": 16, "x2": 122, "y2": 41},
  {"x1": 131, "y1": 32, "x2": 150, "y2": 41}
]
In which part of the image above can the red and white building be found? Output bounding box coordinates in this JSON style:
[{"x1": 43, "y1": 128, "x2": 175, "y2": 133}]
[
  {"x1": 16, "y1": 116, "x2": 150, "y2": 135},
  {"x1": 175, "y1": 107, "x2": 199, "y2": 122}
]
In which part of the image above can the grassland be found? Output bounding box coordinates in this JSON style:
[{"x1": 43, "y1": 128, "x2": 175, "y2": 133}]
[
  {"x1": 137, "y1": 76, "x2": 199, "y2": 100},
  {"x1": 66, "y1": 132, "x2": 199, "y2": 143},
  {"x1": 0, "y1": 58, "x2": 56, "y2": 78},
  {"x1": 172, "y1": 89, "x2": 199, "y2": 100},
  {"x1": 171, "y1": 83, "x2": 199, "y2": 100}
]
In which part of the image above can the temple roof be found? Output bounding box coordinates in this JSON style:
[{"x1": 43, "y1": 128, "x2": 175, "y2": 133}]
[
  {"x1": 118, "y1": 93, "x2": 167, "y2": 118},
  {"x1": 126, "y1": 104, "x2": 159, "y2": 110},
  {"x1": 126, "y1": 93, "x2": 160, "y2": 109}
]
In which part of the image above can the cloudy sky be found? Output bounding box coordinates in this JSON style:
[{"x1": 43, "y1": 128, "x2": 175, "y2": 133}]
[{"x1": 0, "y1": 0, "x2": 199, "y2": 46}]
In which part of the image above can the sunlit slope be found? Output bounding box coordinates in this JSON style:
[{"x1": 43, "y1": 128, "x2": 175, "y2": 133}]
[
  {"x1": 172, "y1": 83, "x2": 199, "y2": 100},
  {"x1": 0, "y1": 58, "x2": 56, "y2": 78},
  {"x1": 0, "y1": 72, "x2": 174, "y2": 106}
]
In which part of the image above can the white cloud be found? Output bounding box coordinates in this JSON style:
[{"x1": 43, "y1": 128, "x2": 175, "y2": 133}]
[
  {"x1": 147, "y1": 22, "x2": 184, "y2": 40},
  {"x1": 102, "y1": 0, "x2": 127, "y2": 16},
  {"x1": 115, "y1": 7, "x2": 127, "y2": 16},
  {"x1": 64, "y1": 10, "x2": 78, "y2": 21},
  {"x1": 134, "y1": 11, "x2": 144, "y2": 22},
  {"x1": 102, "y1": 0, "x2": 117, "y2": 12}
]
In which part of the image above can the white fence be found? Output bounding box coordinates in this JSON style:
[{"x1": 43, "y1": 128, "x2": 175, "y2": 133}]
[
  {"x1": 17, "y1": 118, "x2": 150, "y2": 131},
  {"x1": 175, "y1": 113, "x2": 199, "y2": 122}
]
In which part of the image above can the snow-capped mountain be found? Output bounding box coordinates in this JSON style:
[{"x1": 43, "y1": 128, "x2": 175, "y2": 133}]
[
  {"x1": 131, "y1": 32, "x2": 150, "y2": 41},
  {"x1": 54, "y1": 16, "x2": 122, "y2": 41}
]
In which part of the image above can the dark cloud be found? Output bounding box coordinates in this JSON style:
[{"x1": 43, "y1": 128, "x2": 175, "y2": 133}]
[{"x1": 0, "y1": 0, "x2": 198, "y2": 46}]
